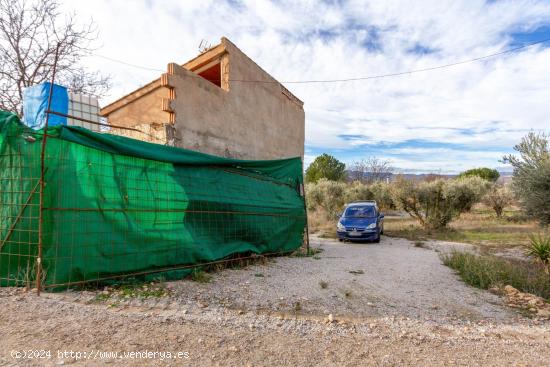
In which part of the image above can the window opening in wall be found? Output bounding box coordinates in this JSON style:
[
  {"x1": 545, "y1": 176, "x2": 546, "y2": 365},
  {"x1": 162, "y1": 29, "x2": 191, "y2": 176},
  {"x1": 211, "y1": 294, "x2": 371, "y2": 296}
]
[{"x1": 197, "y1": 62, "x2": 221, "y2": 87}]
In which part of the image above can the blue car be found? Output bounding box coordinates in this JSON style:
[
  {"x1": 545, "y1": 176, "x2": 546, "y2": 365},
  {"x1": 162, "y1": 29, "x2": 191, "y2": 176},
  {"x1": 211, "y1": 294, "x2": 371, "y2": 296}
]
[{"x1": 336, "y1": 201, "x2": 384, "y2": 242}]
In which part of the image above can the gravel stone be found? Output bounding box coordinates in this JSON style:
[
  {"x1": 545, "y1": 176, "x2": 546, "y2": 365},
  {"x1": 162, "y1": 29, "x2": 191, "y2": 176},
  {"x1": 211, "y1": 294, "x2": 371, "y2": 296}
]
[{"x1": 0, "y1": 236, "x2": 548, "y2": 366}]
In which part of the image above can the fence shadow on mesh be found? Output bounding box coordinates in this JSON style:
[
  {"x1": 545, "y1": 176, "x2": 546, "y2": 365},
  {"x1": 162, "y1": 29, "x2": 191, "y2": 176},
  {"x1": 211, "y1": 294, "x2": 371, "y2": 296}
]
[{"x1": 0, "y1": 113, "x2": 306, "y2": 291}]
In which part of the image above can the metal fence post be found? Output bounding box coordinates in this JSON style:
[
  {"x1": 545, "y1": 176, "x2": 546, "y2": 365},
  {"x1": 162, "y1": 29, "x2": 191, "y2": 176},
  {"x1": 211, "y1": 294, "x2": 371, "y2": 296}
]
[
  {"x1": 301, "y1": 182, "x2": 310, "y2": 253},
  {"x1": 36, "y1": 43, "x2": 60, "y2": 295}
]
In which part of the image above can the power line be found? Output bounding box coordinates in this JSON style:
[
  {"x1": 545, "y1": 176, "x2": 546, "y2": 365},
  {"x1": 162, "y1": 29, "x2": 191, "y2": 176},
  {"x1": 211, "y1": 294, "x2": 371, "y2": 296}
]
[
  {"x1": 92, "y1": 54, "x2": 164, "y2": 72},
  {"x1": 276, "y1": 37, "x2": 550, "y2": 84},
  {"x1": 90, "y1": 37, "x2": 550, "y2": 84}
]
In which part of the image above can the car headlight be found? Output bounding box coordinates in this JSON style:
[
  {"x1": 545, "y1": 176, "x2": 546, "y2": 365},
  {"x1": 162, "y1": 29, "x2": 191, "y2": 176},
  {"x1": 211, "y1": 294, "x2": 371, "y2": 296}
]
[
  {"x1": 337, "y1": 222, "x2": 345, "y2": 231},
  {"x1": 367, "y1": 223, "x2": 377, "y2": 229}
]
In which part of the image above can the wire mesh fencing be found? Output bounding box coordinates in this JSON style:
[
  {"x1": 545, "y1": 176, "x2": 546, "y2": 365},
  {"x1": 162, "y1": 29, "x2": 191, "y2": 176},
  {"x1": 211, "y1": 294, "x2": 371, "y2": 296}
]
[
  {"x1": 0, "y1": 126, "x2": 41, "y2": 288},
  {"x1": 0, "y1": 114, "x2": 307, "y2": 292}
]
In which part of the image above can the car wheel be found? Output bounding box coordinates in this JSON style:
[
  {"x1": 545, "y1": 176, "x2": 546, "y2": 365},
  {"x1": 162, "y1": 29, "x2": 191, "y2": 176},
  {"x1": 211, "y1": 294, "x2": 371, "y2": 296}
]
[{"x1": 338, "y1": 238, "x2": 343, "y2": 242}]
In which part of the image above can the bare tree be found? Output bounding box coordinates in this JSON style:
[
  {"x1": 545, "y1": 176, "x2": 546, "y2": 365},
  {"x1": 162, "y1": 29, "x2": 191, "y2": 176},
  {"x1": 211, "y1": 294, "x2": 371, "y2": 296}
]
[
  {"x1": 349, "y1": 157, "x2": 394, "y2": 183},
  {"x1": 0, "y1": 0, "x2": 110, "y2": 114}
]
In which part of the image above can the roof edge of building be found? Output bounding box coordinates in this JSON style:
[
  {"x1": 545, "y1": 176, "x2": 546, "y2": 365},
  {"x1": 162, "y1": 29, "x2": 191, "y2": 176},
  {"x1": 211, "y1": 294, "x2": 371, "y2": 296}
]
[{"x1": 100, "y1": 36, "x2": 303, "y2": 116}]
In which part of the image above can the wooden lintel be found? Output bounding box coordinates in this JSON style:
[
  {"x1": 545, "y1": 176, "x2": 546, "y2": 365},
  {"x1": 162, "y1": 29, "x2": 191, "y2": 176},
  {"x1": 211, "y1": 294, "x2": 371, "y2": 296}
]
[
  {"x1": 193, "y1": 58, "x2": 222, "y2": 75},
  {"x1": 182, "y1": 43, "x2": 226, "y2": 71}
]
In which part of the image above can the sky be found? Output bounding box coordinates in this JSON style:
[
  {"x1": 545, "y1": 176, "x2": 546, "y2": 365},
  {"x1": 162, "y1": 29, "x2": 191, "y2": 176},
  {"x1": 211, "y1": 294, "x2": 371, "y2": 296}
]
[{"x1": 61, "y1": 0, "x2": 550, "y2": 173}]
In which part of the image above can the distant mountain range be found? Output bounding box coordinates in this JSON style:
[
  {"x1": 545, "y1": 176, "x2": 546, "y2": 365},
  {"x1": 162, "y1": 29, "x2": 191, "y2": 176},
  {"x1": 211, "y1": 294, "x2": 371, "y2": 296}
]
[{"x1": 346, "y1": 170, "x2": 513, "y2": 183}]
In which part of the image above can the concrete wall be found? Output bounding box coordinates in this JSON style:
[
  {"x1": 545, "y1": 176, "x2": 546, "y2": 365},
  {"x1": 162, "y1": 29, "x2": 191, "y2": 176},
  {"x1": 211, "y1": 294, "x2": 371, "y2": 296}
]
[
  {"x1": 168, "y1": 39, "x2": 304, "y2": 160},
  {"x1": 105, "y1": 85, "x2": 171, "y2": 127},
  {"x1": 102, "y1": 38, "x2": 304, "y2": 161},
  {"x1": 109, "y1": 122, "x2": 171, "y2": 145}
]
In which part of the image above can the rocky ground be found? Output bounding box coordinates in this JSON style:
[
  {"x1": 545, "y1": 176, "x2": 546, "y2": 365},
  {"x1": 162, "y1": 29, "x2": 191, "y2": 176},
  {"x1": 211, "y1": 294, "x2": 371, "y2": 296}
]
[{"x1": 1, "y1": 236, "x2": 549, "y2": 366}]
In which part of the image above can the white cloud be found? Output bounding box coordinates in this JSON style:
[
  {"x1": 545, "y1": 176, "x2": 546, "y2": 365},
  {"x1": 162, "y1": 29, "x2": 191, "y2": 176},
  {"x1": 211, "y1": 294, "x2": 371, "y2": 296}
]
[{"x1": 60, "y1": 0, "x2": 550, "y2": 172}]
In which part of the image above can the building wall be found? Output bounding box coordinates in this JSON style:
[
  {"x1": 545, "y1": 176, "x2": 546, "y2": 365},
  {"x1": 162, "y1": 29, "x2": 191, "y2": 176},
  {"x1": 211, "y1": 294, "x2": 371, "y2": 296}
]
[
  {"x1": 169, "y1": 39, "x2": 304, "y2": 160},
  {"x1": 102, "y1": 38, "x2": 305, "y2": 161},
  {"x1": 103, "y1": 83, "x2": 171, "y2": 128},
  {"x1": 109, "y1": 122, "x2": 170, "y2": 145}
]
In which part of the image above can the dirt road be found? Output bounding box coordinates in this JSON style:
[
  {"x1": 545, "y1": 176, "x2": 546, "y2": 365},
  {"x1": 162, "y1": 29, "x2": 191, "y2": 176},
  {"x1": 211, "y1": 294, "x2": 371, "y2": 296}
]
[{"x1": 1, "y1": 236, "x2": 549, "y2": 366}]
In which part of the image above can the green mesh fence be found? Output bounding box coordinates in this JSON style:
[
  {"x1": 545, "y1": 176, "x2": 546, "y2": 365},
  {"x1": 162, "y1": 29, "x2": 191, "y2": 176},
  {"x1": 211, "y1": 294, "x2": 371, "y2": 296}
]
[{"x1": 0, "y1": 111, "x2": 306, "y2": 289}]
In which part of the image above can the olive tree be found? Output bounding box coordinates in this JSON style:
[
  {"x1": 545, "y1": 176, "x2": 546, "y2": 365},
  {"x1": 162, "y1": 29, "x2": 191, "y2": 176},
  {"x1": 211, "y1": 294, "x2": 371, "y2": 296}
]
[
  {"x1": 391, "y1": 177, "x2": 486, "y2": 229},
  {"x1": 343, "y1": 181, "x2": 373, "y2": 204},
  {"x1": 450, "y1": 176, "x2": 491, "y2": 213},
  {"x1": 305, "y1": 179, "x2": 347, "y2": 219},
  {"x1": 482, "y1": 184, "x2": 514, "y2": 218},
  {"x1": 503, "y1": 132, "x2": 550, "y2": 225},
  {"x1": 369, "y1": 180, "x2": 395, "y2": 210}
]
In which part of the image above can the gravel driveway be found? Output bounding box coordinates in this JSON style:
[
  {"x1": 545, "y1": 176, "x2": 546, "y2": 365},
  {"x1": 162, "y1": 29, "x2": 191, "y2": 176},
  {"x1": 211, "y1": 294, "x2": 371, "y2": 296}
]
[
  {"x1": 168, "y1": 235, "x2": 516, "y2": 323},
  {"x1": 1, "y1": 236, "x2": 548, "y2": 366}
]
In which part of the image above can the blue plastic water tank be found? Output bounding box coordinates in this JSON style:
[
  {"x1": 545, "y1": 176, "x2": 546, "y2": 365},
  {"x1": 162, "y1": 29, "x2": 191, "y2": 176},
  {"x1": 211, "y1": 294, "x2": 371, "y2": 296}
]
[{"x1": 22, "y1": 82, "x2": 68, "y2": 130}]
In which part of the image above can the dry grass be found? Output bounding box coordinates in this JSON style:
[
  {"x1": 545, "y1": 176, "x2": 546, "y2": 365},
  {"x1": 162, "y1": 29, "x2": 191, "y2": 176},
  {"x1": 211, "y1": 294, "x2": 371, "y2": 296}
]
[
  {"x1": 384, "y1": 205, "x2": 538, "y2": 249},
  {"x1": 442, "y1": 250, "x2": 550, "y2": 300},
  {"x1": 308, "y1": 210, "x2": 338, "y2": 239},
  {"x1": 308, "y1": 205, "x2": 539, "y2": 250}
]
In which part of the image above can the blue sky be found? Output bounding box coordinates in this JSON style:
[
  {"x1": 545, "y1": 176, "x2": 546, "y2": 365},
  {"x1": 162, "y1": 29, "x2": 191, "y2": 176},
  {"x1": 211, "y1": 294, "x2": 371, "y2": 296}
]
[{"x1": 64, "y1": 0, "x2": 550, "y2": 173}]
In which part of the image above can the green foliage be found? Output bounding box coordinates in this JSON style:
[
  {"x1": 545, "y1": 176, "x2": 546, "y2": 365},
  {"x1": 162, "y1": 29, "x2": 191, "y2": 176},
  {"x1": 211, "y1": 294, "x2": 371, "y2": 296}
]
[
  {"x1": 414, "y1": 241, "x2": 425, "y2": 248},
  {"x1": 458, "y1": 167, "x2": 500, "y2": 182},
  {"x1": 94, "y1": 282, "x2": 169, "y2": 301},
  {"x1": 442, "y1": 251, "x2": 550, "y2": 299},
  {"x1": 344, "y1": 181, "x2": 374, "y2": 204},
  {"x1": 525, "y1": 233, "x2": 550, "y2": 267},
  {"x1": 391, "y1": 177, "x2": 487, "y2": 229},
  {"x1": 369, "y1": 181, "x2": 395, "y2": 210},
  {"x1": 503, "y1": 132, "x2": 550, "y2": 226},
  {"x1": 483, "y1": 184, "x2": 514, "y2": 218},
  {"x1": 291, "y1": 247, "x2": 324, "y2": 258},
  {"x1": 448, "y1": 176, "x2": 491, "y2": 213},
  {"x1": 191, "y1": 269, "x2": 212, "y2": 283},
  {"x1": 390, "y1": 178, "x2": 449, "y2": 228},
  {"x1": 306, "y1": 178, "x2": 347, "y2": 219},
  {"x1": 305, "y1": 153, "x2": 346, "y2": 183}
]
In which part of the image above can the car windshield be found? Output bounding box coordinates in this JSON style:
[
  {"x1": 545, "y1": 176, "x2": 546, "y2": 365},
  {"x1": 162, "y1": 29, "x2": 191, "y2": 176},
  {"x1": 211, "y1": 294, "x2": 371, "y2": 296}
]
[{"x1": 344, "y1": 205, "x2": 376, "y2": 218}]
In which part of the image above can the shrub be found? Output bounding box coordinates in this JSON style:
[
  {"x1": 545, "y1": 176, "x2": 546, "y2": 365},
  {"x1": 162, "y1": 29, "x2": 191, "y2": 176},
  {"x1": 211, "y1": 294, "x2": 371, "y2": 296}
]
[
  {"x1": 447, "y1": 176, "x2": 490, "y2": 213},
  {"x1": 483, "y1": 184, "x2": 514, "y2": 218},
  {"x1": 305, "y1": 182, "x2": 321, "y2": 211},
  {"x1": 503, "y1": 132, "x2": 550, "y2": 225},
  {"x1": 344, "y1": 181, "x2": 374, "y2": 204},
  {"x1": 369, "y1": 180, "x2": 395, "y2": 210},
  {"x1": 442, "y1": 251, "x2": 550, "y2": 299},
  {"x1": 305, "y1": 179, "x2": 346, "y2": 219},
  {"x1": 390, "y1": 178, "x2": 452, "y2": 228},
  {"x1": 390, "y1": 177, "x2": 421, "y2": 221},
  {"x1": 457, "y1": 167, "x2": 500, "y2": 182},
  {"x1": 525, "y1": 233, "x2": 550, "y2": 271},
  {"x1": 391, "y1": 177, "x2": 487, "y2": 229},
  {"x1": 191, "y1": 269, "x2": 212, "y2": 283}
]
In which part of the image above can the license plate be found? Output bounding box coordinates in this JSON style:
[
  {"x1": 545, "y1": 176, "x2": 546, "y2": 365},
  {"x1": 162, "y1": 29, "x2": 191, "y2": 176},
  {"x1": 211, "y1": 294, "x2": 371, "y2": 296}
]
[{"x1": 349, "y1": 231, "x2": 362, "y2": 236}]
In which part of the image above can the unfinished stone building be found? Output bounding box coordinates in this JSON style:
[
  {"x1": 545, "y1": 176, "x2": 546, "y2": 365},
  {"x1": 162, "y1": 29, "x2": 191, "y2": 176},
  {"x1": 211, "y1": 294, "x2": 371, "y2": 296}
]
[{"x1": 100, "y1": 37, "x2": 305, "y2": 160}]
